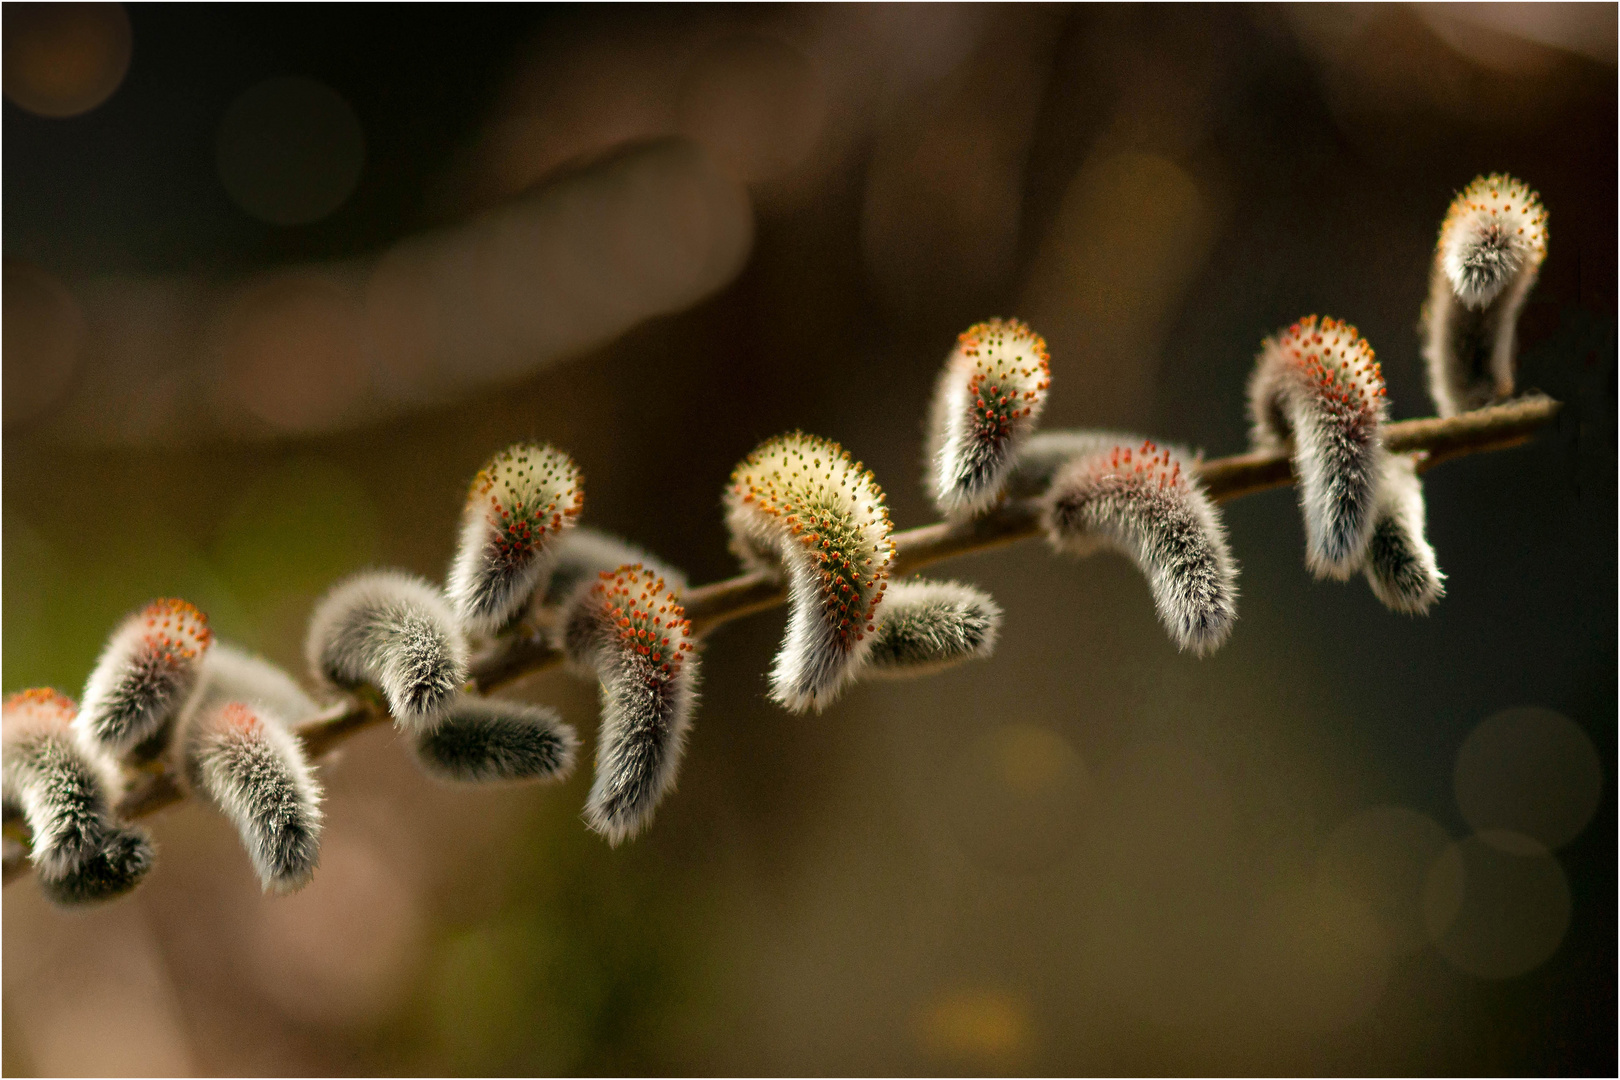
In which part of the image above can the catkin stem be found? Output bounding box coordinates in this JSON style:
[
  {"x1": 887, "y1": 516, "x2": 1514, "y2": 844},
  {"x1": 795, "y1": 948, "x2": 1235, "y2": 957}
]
[{"x1": 0, "y1": 394, "x2": 1560, "y2": 885}]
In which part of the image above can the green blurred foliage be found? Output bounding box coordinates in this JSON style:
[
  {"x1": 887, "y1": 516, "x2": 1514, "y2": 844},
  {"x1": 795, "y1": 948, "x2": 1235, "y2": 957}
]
[
  {"x1": 385, "y1": 807, "x2": 720, "y2": 1075},
  {"x1": 4, "y1": 457, "x2": 378, "y2": 695},
  {"x1": 209, "y1": 457, "x2": 379, "y2": 613},
  {"x1": 4, "y1": 508, "x2": 246, "y2": 693}
]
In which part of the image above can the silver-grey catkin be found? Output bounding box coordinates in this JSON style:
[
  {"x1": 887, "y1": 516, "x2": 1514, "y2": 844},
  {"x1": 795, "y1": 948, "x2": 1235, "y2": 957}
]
[
  {"x1": 1248, "y1": 316, "x2": 1389, "y2": 579},
  {"x1": 560, "y1": 565, "x2": 698, "y2": 845},
  {"x1": 177, "y1": 644, "x2": 323, "y2": 892},
  {"x1": 1042, "y1": 438, "x2": 1237, "y2": 656},
  {"x1": 4, "y1": 689, "x2": 154, "y2": 905},
  {"x1": 307, "y1": 570, "x2": 469, "y2": 731},
  {"x1": 863, "y1": 579, "x2": 1002, "y2": 678},
  {"x1": 414, "y1": 696, "x2": 578, "y2": 784},
  {"x1": 74, "y1": 598, "x2": 213, "y2": 759},
  {"x1": 1361, "y1": 453, "x2": 1445, "y2": 615},
  {"x1": 925, "y1": 319, "x2": 1051, "y2": 519},
  {"x1": 1422, "y1": 174, "x2": 1548, "y2": 416}
]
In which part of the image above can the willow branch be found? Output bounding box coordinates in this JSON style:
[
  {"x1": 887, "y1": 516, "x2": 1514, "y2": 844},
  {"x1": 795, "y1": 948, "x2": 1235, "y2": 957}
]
[{"x1": 1, "y1": 394, "x2": 1560, "y2": 886}]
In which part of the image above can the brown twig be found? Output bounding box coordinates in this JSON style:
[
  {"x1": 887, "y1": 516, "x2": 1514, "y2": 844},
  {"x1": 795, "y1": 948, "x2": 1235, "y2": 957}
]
[{"x1": 1, "y1": 394, "x2": 1561, "y2": 886}]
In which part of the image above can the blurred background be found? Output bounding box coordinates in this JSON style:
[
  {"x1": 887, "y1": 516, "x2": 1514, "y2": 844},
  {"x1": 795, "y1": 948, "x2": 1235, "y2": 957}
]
[{"x1": 3, "y1": 3, "x2": 1615, "y2": 1074}]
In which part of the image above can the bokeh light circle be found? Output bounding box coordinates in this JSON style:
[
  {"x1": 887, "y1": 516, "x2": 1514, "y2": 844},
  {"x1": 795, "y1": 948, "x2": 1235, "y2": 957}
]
[
  {"x1": 3, "y1": 3, "x2": 132, "y2": 118},
  {"x1": 1454, "y1": 706, "x2": 1602, "y2": 851},
  {"x1": 915, "y1": 988, "x2": 1030, "y2": 1067},
  {"x1": 216, "y1": 75, "x2": 365, "y2": 226},
  {"x1": 1237, "y1": 882, "x2": 1391, "y2": 1034},
  {"x1": 945, "y1": 723, "x2": 1091, "y2": 872},
  {"x1": 1317, "y1": 805, "x2": 1453, "y2": 956},
  {"x1": 1423, "y1": 831, "x2": 1572, "y2": 979}
]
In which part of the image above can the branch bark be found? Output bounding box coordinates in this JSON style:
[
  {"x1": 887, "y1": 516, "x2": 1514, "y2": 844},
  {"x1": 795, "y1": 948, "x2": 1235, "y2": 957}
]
[{"x1": 1, "y1": 394, "x2": 1561, "y2": 886}]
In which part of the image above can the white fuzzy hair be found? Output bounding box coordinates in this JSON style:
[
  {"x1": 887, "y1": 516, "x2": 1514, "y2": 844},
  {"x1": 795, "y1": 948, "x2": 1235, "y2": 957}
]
[
  {"x1": 1249, "y1": 316, "x2": 1389, "y2": 580},
  {"x1": 560, "y1": 565, "x2": 697, "y2": 845},
  {"x1": 925, "y1": 318, "x2": 1051, "y2": 519},
  {"x1": 4, "y1": 689, "x2": 154, "y2": 905},
  {"x1": 177, "y1": 644, "x2": 324, "y2": 892},
  {"x1": 306, "y1": 570, "x2": 468, "y2": 731},
  {"x1": 1361, "y1": 453, "x2": 1446, "y2": 615},
  {"x1": 1042, "y1": 438, "x2": 1238, "y2": 656},
  {"x1": 863, "y1": 578, "x2": 1003, "y2": 678},
  {"x1": 1423, "y1": 174, "x2": 1548, "y2": 416},
  {"x1": 413, "y1": 695, "x2": 578, "y2": 785},
  {"x1": 74, "y1": 598, "x2": 212, "y2": 758},
  {"x1": 723, "y1": 432, "x2": 895, "y2": 712},
  {"x1": 446, "y1": 443, "x2": 583, "y2": 636}
]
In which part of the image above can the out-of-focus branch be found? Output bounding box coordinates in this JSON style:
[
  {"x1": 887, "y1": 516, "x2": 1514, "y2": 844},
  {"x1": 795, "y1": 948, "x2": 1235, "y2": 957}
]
[
  {"x1": 12, "y1": 139, "x2": 753, "y2": 445},
  {"x1": 1, "y1": 394, "x2": 1560, "y2": 886}
]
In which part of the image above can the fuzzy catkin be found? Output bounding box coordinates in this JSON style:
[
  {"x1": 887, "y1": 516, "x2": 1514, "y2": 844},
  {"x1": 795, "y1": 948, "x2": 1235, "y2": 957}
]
[
  {"x1": 414, "y1": 696, "x2": 578, "y2": 784},
  {"x1": 1249, "y1": 315, "x2": 1389, "y2": 579},
  {"x1": 1361, "y1": 453, "x2": 1445, "y2": 615},
  {"x1": 724, "y1": 432, "x2": 896, "y2": 712},
  {"x1": 446, "y1": 443, "x2": 584, "y2": 635},
  {"x1": 75, "y1": 598, "x2": 213, "y2": 758},
  {"x1": 1043, "y1": 438, "x2": 1237, "y2": 656},
  {"x1": 925, "y1": 318, "x2": 1051, "y2": 518},
  {"x1": 864, "y1": 579, "x2": 1002, "y2": 677},
  {"x1": 561, "y1": 565, "x2": 698, "y2": 845},
  {"x1": 178, "y1": 644, "x2": 324, "y2": 892},
  {"x1": 184, "y1": 702, "x2": 324, "y2": 892},
  {"x1": 3, "y1": 689, "x2": 154, "y2": 905},
  {"x1": 306, "y1": 570, "x2": 469, "y2": 730},
  {"x1": 1422, "y1": 174, "x2": 1548, "y2": 416}
]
